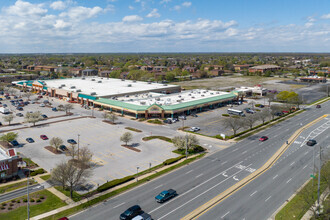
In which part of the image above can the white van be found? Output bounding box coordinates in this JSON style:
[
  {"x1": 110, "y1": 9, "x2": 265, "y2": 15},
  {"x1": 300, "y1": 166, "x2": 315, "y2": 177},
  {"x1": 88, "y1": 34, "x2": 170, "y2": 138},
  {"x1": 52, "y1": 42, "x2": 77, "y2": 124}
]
[{"x1": 132, "y1": 213, "x2": 152, "y2": 220}]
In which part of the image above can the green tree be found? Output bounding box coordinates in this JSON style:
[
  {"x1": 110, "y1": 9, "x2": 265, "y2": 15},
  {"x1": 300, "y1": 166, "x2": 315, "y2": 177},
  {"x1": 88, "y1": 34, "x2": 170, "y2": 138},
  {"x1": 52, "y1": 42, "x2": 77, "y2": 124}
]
[
  {"x1": 0, "y1": 132, "x2": 18, "y2": 143},
  {"x1": 50, "y1": 137, "x2": 63, "y2": 151},
  {"x1": 3, "y1": 114, "x2": 14, "y2": 125},
  {"x1": 120, "y1": 132, "x2": 133, "y2": 146},
  {"x1": 24, "y1": 111, "x2": 43, "y2": 126}
]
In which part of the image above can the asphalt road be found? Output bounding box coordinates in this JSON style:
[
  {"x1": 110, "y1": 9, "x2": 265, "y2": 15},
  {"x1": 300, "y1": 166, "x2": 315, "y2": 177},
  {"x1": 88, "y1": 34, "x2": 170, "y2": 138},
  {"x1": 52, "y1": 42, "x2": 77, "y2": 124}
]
[
  {"x1": 70, "y1": 101, "x2": 329, "y2": 220},
  {"x1": 0, "y1": 183, "x2": 44, "y2": 203}
]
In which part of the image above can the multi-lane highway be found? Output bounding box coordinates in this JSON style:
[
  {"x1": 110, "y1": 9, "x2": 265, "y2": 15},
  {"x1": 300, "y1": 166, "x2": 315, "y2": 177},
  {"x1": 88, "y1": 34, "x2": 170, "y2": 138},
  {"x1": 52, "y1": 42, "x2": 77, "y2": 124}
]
[
  {"x1": 70, "y1": 101, "x2": 329, "y2": 220},
  {"x1": 0, "y1": 183, "x2": 44, "y2": 203}
]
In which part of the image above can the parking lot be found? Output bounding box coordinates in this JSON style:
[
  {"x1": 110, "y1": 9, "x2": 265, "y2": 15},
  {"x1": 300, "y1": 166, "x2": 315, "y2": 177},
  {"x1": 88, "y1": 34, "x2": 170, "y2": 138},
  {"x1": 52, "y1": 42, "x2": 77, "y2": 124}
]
[{"x1": 14, "y1": 117, "x2": 177, "y2": 189}]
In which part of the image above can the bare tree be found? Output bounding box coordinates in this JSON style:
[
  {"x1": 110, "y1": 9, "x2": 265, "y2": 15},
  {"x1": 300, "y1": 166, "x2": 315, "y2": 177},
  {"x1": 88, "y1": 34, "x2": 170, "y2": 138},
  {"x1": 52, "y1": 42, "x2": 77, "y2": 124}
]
[
  {"x1": 102, "y1": 112, "x2": 108, "y2": 120},
  {"x1": 50, "y1": 137, "x2": 63, "y2": 151},
  {"x1": 288, "y1": 95, "x2": 304, "y2": 109},
  {"x1": 120, "y1": 132, "x2": 133, "y2": 146},
  {"x1": 243, "y1": 114, "x2": 258, "y2": 129},
  {"x1": 77, "y1": 146, "x2": 93, "y2": 169},
  {"x1": 256, "y1": 109, "x2": 271, "y2": 124},
  {"x1": 223, "y1": 116, "x2": 244, "y2": 136},
  {"x1": 249, "y1": 101, "x2": 256, "y2": 110},
  {"x1": 172, "y1": 135, "x2": 199, "y2": 151},
  {"x1": 3, "y1": 114, "x2": 14, "y2": 125},
  {"x1": 24, "y1": 111, "x2": 43, "y2": 126},
  {"x1": 68, "y1": 144, "x2": 78, "y2": 160},
  {"x1": 23, "y1": 92, "x2": 33, "y2": 100},
  {"x1": 64, "y1": 104, "x2": 74, "y2": 114},
  {"x1": 51, "y1": 161, "x2": 68, "y2": 190},
  {"x1": 270, "y1": 105, "x2": 282, "y2": 120},
  {"x1": 57, "y1": 104, "x2": 64, "y2": 111},
  {"x1": 266, "y1": 93, "x2": 276, "y2": 106},
  {"x1": 107, "y1": 112, "x2": 118, "y2": 123}
]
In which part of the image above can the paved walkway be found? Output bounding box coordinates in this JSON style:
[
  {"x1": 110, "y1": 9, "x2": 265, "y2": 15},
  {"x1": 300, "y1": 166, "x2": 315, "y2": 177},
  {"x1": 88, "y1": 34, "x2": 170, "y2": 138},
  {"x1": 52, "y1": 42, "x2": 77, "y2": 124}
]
[{"x1": 31, "y1": 153, "x2": 203, "y2": 220}]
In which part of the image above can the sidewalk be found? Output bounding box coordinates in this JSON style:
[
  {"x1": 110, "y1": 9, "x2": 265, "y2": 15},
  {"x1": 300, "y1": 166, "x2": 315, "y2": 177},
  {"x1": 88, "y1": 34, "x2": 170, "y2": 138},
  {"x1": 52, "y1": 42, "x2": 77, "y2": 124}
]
[
  {"x1": 301, "y1": 188, "x2": 329, "y2": 220},
  {"x1": 31, "y1": 153, "x2": 203, "y2": 220}
]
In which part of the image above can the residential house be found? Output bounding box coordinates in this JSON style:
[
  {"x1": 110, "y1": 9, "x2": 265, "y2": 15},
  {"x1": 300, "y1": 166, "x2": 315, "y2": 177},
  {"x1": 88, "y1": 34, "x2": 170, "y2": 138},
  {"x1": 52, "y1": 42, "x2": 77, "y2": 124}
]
[
  {"x1": 249, "y1": 65, "x2": 281, "y2": 73},
  {"x1": 233, "y1": 64, "x2": 253, "y2": 72},
  {"x1": 82, "y1": 69, "x2": 98, "y2": 76}
]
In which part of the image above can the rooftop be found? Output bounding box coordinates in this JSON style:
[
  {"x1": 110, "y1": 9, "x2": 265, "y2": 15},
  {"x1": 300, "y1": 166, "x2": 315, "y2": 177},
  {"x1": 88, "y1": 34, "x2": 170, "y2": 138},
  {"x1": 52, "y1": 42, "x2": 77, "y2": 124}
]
[
  {"x1": 250, "y1": 65, "x2": 280, "y2": 69},
  {"x1": 0, "y1": 148, "x2": 10, "y2": 161},
  {"x1": 39, "y1": 77, "x2": 180, "y2": 97}
]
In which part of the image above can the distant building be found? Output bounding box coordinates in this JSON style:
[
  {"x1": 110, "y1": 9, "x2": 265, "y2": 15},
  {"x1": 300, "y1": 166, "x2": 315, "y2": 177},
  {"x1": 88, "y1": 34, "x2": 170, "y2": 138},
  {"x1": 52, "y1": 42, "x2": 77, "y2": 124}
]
[
  {"x1": 300, "y1": 76, "x2": 327, "y2": 83},
  {"x1": 249, "y1": 65, "x2": 281, "y2": 73},
  {"x1": 0, "y1": 148, "x2": 22, "y2": 181},
  {"x1": 209, "y1": 69, "x2": 224, "y2": 76},
  {"x1": 82, "y1": 69, "x2": 98, "y2": 76},
  {"x1": 140, "y1": 66, "x2": 153, "y2": 71},
  {"x1": 233, "y1": 64, "x2": 253, "y2": 72},
  {"x1": 70, "y1": 68, "x2": 83, "y2": 76},
  {"x1": 99, "y1": 71, "x2": 112, "y2": 77},
  {"x1": 183, "y1": 66, "x2": 197, "y2": 73},
  {"x1": 153, "y1": 66, "x2": 167, "y2": 72},
  {"x1": 204, "y1": 65, "x2": 224, "y2": 71}
]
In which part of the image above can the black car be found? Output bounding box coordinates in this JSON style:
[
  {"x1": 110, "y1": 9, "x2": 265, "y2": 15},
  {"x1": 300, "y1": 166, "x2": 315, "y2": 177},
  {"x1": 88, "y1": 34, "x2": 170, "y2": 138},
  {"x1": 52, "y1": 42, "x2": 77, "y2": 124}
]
[
  {"x1": 26, "y1": 138, "x2": 35, "y2": 143},
  {"x1": 306, "y1": 139, "x2": 317, "y2": 146},
  {"x1": 67, "y1": 139, "x2": 77, "y2": 145},
  {"x1": 59, "y1": 145, "x2": 67, "y2": 151},
  {"x1": 41, "y1": 114, "x2": 48, "y2": 119},
  {"x1": 120, "y1": 205, "x2": 142, "y2": 220},
  {"x1": 10, "y1": 140, "x2": 19, "y2": 146},
  {"x1": 16, "y1": 113, "x2": 24, "y2": 117}
]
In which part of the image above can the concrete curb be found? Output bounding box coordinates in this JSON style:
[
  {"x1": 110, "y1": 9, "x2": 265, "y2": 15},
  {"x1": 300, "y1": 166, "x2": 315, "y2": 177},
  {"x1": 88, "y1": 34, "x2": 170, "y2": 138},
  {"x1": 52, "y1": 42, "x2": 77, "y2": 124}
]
[{"x1": 182, "y1": 114, "x2": 327, "y2": 220}]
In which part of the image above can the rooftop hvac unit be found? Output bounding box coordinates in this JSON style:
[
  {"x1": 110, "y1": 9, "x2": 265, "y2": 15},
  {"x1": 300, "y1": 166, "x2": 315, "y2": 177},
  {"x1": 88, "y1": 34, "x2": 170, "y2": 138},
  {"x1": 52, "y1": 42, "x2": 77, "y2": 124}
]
[
  {"x1": 148, "y1": 82, "x2": 151, "y2": 84},
  {"x1": 192, "y1": 96, "x2": 195, "y2": 98},
  {"x1": 216, "y1": 92, "x2": 219, "y2": 94},
  {"x1": 140, "y1": 101, "x2": 146, "y2": 105},
  {"x1": 127, "y1": 84, "x2": 132, "y2": 87},
  {"x1": 133, "y1": 80, "x2": 136, "y2": 82},
  {"x1": 163, "y1": 84, "x2": 168, "y2": 86},
  {"x1": 97, "y1": 81, "x2": 102, "y2": 83},
  {"x1": 201, "y1": 94, "x2": 205, "y2": 97},
  {"x1": 188, "y1": 94, "x2": 191, "y2": 96},
  {"x1": 82, "y1": 78, "x2": 85, "y2": 80},
  {"x1": 90, "y1": 92, "x2": 96, "y2": 95},
  {"x1": 70, "y1": 86, "x2": 76, "y2": 89},
  {"x1": 121, "y1": 79, "x2": 125, "y2": 81},
  {"x1": 156, "y1": 98, "x2": 160, "y2": 101},
  {"x1": 76, "y1": 89, "x2": 81, "y2": 92},
  {"x1": 91, "y1": 79, "x2": 95, "y2": 81},
  {"x1": 61, "y1": 84, "x2": 65, "y2": 87},
  {"x1": 210, "y1": 93, "x2": 214, "y2": 95}
]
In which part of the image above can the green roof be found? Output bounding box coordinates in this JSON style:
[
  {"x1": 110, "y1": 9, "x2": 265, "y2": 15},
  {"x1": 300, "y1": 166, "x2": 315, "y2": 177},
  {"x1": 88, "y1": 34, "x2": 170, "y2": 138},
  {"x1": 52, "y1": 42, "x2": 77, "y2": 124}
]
[
  {"x1": 95, "y1": 92, "x2": 237, "y2": 112},
  {"x1": 78, "y1": 94, "x2": 98, "y2": 100},
  {"x1": 95, "y1": 98, "x2": 148, "y2": 111}
]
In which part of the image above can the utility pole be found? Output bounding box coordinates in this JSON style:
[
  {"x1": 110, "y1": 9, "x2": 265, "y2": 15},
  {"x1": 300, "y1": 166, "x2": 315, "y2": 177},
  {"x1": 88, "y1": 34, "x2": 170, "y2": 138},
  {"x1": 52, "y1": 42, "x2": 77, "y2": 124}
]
[
  {"x1": 185, "y1": 135, "x2": 188, "y2": 159},
  {"x1": 317, "y1": 145, "x2": 322, "y2": 215},
  {"x1": 136, "y1": 167, "x2": 139, "y2": 182},
  {"x1": 77, "y1": 134, "x2": 80, "y2": 160},
  {"x1": 27, "y1": 163, "x2": 30, "y2": 220}
]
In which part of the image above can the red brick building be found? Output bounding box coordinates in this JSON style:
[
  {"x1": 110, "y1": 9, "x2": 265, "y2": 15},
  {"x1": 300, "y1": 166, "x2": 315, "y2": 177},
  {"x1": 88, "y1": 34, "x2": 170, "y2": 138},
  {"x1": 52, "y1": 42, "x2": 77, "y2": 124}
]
[{"x1": 0, "y1": 148, "x2": 22, "y2": 181}]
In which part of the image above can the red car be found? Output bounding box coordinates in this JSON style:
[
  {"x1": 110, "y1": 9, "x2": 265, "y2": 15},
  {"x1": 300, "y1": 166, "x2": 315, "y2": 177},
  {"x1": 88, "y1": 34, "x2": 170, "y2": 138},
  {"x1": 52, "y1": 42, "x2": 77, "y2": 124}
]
[
  {"x1": 259, "y1": 136, "x2": 268, "y2": 142},
  {"x1": 40, "y1": 135, "x2": 48, "y2": 140}
]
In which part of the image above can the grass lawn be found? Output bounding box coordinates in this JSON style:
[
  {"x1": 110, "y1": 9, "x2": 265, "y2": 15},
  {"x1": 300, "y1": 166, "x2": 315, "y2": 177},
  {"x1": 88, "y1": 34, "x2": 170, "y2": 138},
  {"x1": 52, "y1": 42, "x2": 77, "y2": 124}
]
[
  {"x1": 54, "y1": 186, "x2": 82, "y2": 202},
  {"x1": 0, "y1": 189, "x2": 66, "y2": 220},
  {"x1": 40, "y1": 175, "x2": 51, "y2": 181},
  {"x1": 0, "y1": 179, "x2": 36, "y2": 194},
  {"x1": 22, "y1": 158, "x2": 39, "y2": 168}
]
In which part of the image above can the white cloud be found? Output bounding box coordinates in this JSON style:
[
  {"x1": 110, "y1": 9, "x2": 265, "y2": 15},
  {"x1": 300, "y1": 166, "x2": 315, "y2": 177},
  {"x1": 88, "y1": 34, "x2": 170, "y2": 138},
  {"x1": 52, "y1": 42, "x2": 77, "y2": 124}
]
[
  {"x1": 5, "y1": 0, "x2": 47, "y2": 17},
  {"x1": 129, "y1": 5, "x2": 134, "y2": 10},
  {"x1": 146, "y1": 9, "x2": 160, "y2": 18},
  {"x1": 54, "y1": 19, "x2": 70, "y2": 29},
  {"x1": 107, "y1": 0, "x2": 117, "y2": 2},
  {"x1": 122, "y1": 15, "x2": 143, "y2": 22},
  {"x1": 160, "y1": 0, "x2": 171, "y2": 4},
  {"x1": 321, "y1": 14, "x2": 330, "y2": 19},
  {"x1": 173, "y1": 5, "x2": 181, "y2": 11},
  {"x1": 50, "y1": 1, "x2": 66, "y2": 10},
  {"x1": 60, "y1": 6, "x2": 104, "y2": 21},
  {"x1": 182, "y1": 2, "x2": 192, "y2": 7}
]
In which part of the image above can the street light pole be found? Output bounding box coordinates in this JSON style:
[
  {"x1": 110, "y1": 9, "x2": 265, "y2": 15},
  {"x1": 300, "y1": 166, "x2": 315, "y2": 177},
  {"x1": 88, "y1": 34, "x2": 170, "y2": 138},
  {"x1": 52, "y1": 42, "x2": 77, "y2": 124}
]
[
  {"x1": 185, "y1": 135, "x2": 188, "y2": 160},
  {"x1": 317, "y1": 145, "x2": 322, "y2": 214},
  {"x1": 136, "y1": 167, "x2": 139, "y2": 182},
  {"x1": 78, "y1": 134, "x2": 80, "y2": 160},
  {"x1": 27, "y1": 166, "x2": 30, "y2": 220}
]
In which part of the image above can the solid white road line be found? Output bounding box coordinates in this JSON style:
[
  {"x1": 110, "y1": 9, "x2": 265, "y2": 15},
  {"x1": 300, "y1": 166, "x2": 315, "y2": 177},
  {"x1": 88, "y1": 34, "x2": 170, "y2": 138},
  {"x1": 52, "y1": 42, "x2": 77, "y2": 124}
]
[
  {"x1": 273, "y1": 174, "x2": 278, "y2": 180},
  {"x1": 290, "y1": 162, "x2": 295, "y2": 166},
  {"x1": 154, "y1": 164, "x2": 251, "y2": 219},
  {"x1": 221, "y1": 161, "x2": 228, "y2": 165},
  {"x1": 265, "y1": 196, "x2": 272, "y2": 202},
  {"x1": 195, "y1": 173, "x2": 203, "y2": 178},
  {"x1": 113, "y1": 202, "x2": 125, "y2": 209},
  {"x1": 304, "y1": 151, "x2": 309, "y2": 155},
  {"x1": 250, "y1": 191, "x2": 257, "y2": 197},
  {"x1": 186, "y1": 170, "x2": 194, "y2": 174},
  {"x1": 286, "y1": 178, "x2": 292, "y2": 184},
  {"x1": 303, "y1": 165, "x2": 308, "y2": 169},
  {"x1": 221, "y1": 211, "x2": 230, "y2": 219},
  {"x1": 232, "y1": 148, "x2": 238, "y2": 152},
  {"x1": 154, "y1": 184, "x2": 163, "y2": 189},
  {"x1": 242, "y1": 151, "x2": 247, "y2": 155}
]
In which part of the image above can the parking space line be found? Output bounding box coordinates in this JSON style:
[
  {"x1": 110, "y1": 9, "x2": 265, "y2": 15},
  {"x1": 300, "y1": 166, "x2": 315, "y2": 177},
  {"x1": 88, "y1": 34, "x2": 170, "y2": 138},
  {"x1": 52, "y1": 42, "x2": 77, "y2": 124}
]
[
  {"x1": 107, "y1": 174, "x2": 115, "y2": 179},
  {"x1": 123, "y1": 169, "x2": 135, "y2": 174}
]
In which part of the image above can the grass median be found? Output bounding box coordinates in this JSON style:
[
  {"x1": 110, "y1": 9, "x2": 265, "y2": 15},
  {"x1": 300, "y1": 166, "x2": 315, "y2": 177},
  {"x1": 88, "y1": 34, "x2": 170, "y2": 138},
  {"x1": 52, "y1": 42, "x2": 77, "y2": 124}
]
[{"x1": 42, "y1": 153, "x2": 206, "y2": 220}]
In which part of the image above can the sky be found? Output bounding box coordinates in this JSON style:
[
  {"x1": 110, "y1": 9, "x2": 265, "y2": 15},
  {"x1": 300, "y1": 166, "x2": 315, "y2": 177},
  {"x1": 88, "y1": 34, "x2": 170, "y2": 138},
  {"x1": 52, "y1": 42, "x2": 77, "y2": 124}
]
[{"x1": 0, "y1": 0, "x2": 329, "y2": 53}]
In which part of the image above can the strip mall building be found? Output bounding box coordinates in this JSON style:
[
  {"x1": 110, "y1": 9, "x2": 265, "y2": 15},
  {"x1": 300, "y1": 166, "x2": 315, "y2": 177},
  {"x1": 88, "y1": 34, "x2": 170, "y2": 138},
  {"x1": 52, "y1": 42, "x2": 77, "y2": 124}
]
[{"x1": 14, "y1": 77, "x2": 240, "y2": 119}]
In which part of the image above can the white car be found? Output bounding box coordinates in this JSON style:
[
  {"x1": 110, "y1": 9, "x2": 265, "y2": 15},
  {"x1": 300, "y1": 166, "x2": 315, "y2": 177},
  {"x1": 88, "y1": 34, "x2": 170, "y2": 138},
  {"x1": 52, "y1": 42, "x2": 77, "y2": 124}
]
[
  {"x1": 189, "y1": 127, "x2": 200, "y2": 132},
  {"x1": 39, "y1": 103, "x2": 45, "y2": 107}
]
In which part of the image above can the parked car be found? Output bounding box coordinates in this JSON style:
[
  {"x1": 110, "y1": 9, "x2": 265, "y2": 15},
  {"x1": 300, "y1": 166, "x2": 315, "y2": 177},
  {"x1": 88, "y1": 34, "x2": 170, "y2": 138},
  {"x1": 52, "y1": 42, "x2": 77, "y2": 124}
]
[
  {"x1": 259, "y1": 136, "x2": 268, "y2": 142},
  {"x1": 67, "y1": 139, "x2": 77, "y2": 145},
  {"x1": 178, "y1": 115, "x2": 186, "y2": 120},
  {"x1": 120, "y1": 205, "x2": 143, "y2": 220},
  {"x1": 41, "y1": 114, "x2": 48, "y2": 119},
  {"x1": 10, "y1": 140, "x2": 19, "y2": 146},
  {"x1": 59, "y1": 145, "x2": 68, "y2": 151},
  {"x1": 189, "y1": 127, "x2": 200, "y2": 132},
  {"x1": 16, "y1": 107, "x2": 23, "y2": 111},
  {"x1": 38, "y1": 95, "x2": 43, "y2": 99},
  {"x1": 3, "y1": 104, "x2": 7, "y2": 107},
  {"x1": 13, "y1": 96, "x2": 18, "y2": 99},
  {"x1": 40, "y1": 135, "x2": 48, "y2": 140},
  {"x1": 306, "y1": 139, "x2": 317, "y2": 146},
  {"x1": 26, "y1": 138, "x2": 35, "y2": 143},
  {"x1": 191, "y1": 114, "x2": 198, "y2": 117},
  {"x1": 24, "y1": 101, "x2": 29, "y2": 105},
  {"x1": 0, "y1": 122, "x2": 2, "y2": 126},
  {"x1": 16, "y1": 113, "x2": 24, "y2": 117},
  {"x1": 316, "y1": 105, "x2": 321, "y2": 108},
  {"x1": 39, "y1": 103, "x2": 45, "y2": 107},
  {"x1": 52, "y1": 107, "x2": 58, "y2": 111},
  {"x1": 163, "y1": 119, "x2": 172, "y2": 124},
  {"x1": 275, "y1": 112, "x2": 284, "y2": 116},
  {"x1": 43, "y1": 100, "x2": 49, "y2": 104},
  {"x1": 155, "y1": 189, "x2": 177, "y2": 203},
  {"x1": 246, "y1": 109, "x2": 255, "y2": 114}
]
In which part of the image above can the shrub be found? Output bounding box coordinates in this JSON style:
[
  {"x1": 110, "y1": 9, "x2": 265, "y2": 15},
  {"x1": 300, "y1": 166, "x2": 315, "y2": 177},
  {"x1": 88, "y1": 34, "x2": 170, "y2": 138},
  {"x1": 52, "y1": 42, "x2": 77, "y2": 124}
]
[
  {"x1": 30, "y1": 199, "x2": 35, "y2": 202},
  {"x1": 147, "y1": 119, "x2": 163, "y2": 124},
  {"x1": 231, "y1": 115, "x2": 240, "y2": 118},
  {"x1": 8, "y1": 207, "x2": 12, "y2": 210},
  {"x1": 17, "y1": 200, "x2": 21, "y2": 203},
  {"x1": 163, "y1": 155, "x2": 185, "y2": 165},
  {"x1": 2, "y1": 203, "x2": 7, "y2": 206},
  {"x1": 138, "y1": 118, "x2": 146, "y2": 121},
  {"x1": 11, "y1": 200, "x2": 16, "y2": 203},
  {"x1": 30, "y1": 168, "x2": 45, "y2": 176},
  {"x1": 0, "y1": 207, "x2": 5, "y2": 210},
  {"x1": 36, "y1": 199, "x2": 41, "y2": 203},
  {"x1": 9, "y1": 203, "x2": 14, "y2": 207},
  {"x1": 23, "y1": 199, "x2": 27, "y2": 203},
  {"x1": 192, "y1": 145, "x2": 206, "y2": 153},
  {"x1": 97, "y1": 176, "x2": 135, "y2": 193},
  {"x1": 222, "y1": 114, "x2": 230, "y2": 117},
  {"x1": 40, "y1": 196, "x2": 45, "y2": 199},
  {"x1": 255, "y1": 104, "x2": 261, "y2": 107}
]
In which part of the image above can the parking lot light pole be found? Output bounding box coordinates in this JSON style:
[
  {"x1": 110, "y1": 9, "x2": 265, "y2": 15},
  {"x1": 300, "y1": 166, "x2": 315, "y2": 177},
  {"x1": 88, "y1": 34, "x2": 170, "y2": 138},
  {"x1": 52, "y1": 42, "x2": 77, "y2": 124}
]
[
  {"x1": 78, "y1": 134, "x2": 80, "y2": 160},
  {"x1": 136, "y1": 167, "x2": 139, "y2": 182},
  {"x1": 185, "y1": 135, "x2": 188, "y2": 160}
]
